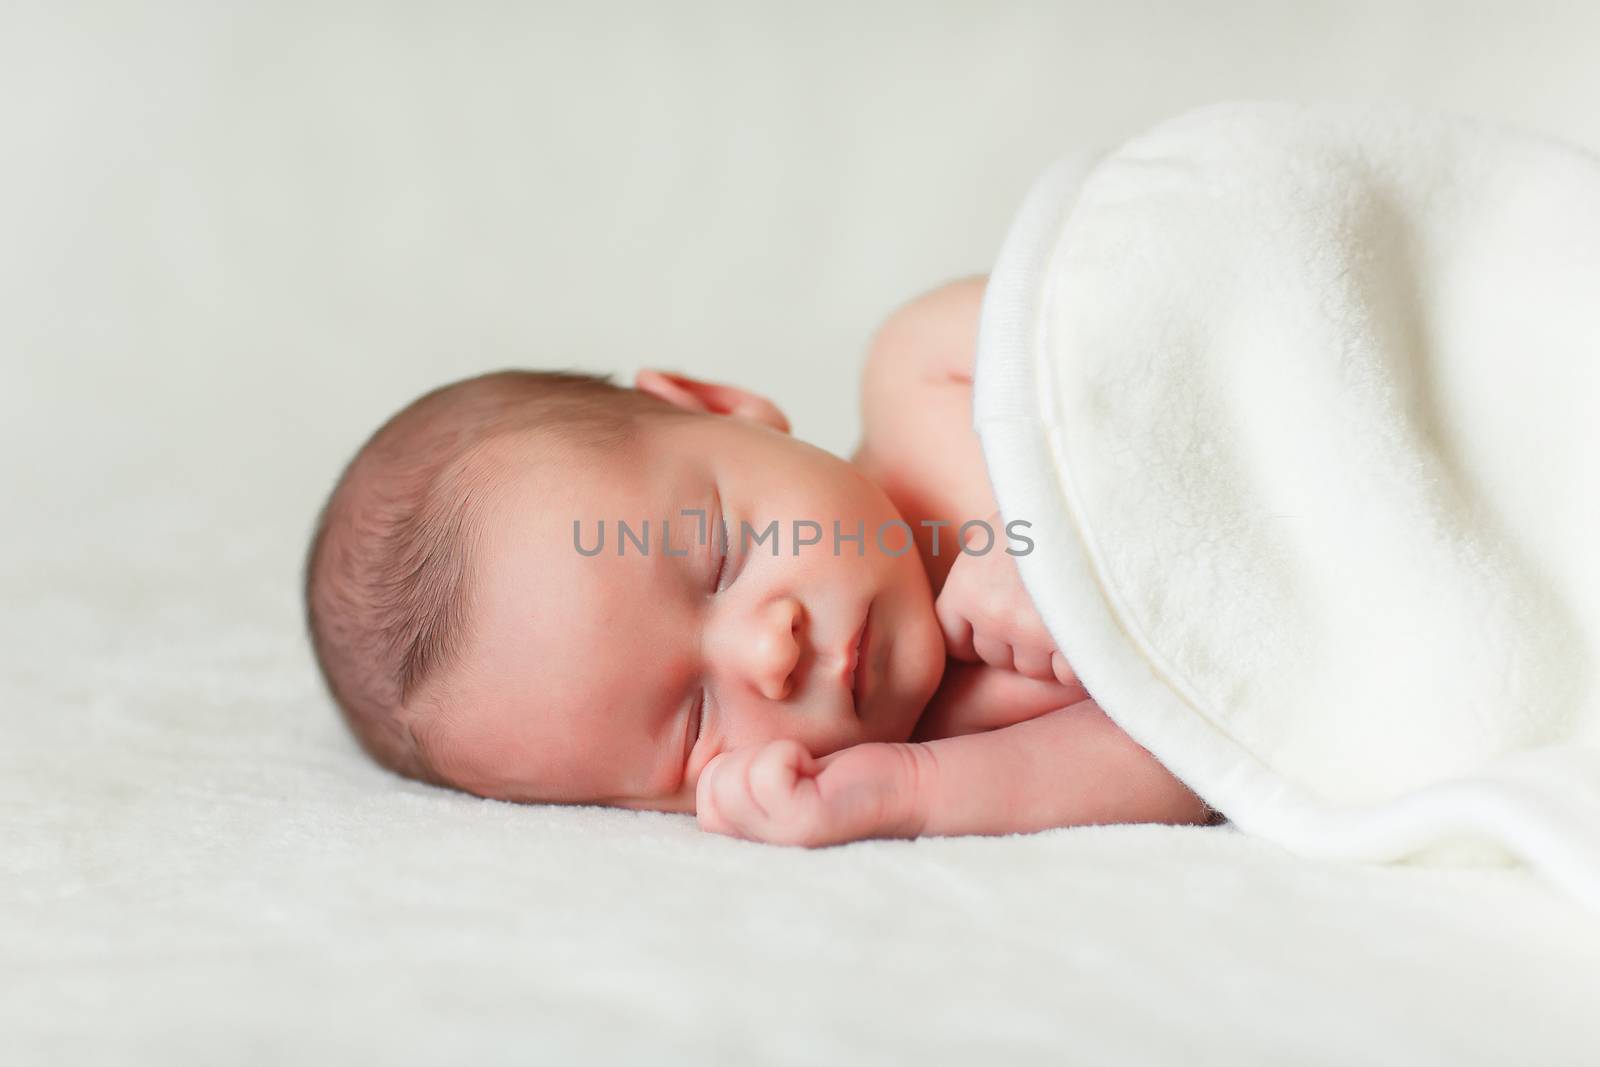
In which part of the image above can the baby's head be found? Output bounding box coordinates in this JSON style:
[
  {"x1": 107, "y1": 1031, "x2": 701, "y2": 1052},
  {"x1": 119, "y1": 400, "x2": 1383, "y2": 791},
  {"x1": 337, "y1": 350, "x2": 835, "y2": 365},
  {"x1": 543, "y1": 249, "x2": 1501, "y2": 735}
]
[{"x1": 305, "y1": 369, "x2": 945, "y2": 812}]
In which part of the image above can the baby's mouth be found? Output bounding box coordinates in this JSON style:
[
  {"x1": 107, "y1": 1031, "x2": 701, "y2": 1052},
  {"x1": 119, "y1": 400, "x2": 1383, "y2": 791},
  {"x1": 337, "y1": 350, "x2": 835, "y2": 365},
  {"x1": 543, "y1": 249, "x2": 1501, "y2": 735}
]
[{"x1": 848, "y1": 603, "x2": 872, "y2": 717}]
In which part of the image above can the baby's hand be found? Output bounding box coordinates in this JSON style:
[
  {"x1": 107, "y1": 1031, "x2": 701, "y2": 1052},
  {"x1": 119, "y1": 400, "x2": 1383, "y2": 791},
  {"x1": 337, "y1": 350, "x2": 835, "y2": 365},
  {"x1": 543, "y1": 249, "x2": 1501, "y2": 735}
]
[
  {"x1": 935, "y1": 510, "x2": 1077, "y2": 687},
  {"x1": 695, "y1": 739, "x2": 928, "y2": 847}
]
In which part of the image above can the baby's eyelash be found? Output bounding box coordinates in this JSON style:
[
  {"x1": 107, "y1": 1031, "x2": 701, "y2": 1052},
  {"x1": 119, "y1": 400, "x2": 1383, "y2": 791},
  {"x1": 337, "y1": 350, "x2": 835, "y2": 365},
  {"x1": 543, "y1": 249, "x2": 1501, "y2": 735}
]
[{"x1": 710, "y1": 499, "x2": 736, "y2": 594}]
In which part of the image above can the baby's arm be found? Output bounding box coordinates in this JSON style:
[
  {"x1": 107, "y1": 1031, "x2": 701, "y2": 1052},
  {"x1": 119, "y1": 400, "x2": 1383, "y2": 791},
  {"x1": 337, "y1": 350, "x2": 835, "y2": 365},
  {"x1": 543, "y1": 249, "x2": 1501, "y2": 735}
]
[
  {"x1": 696, "y1": 703, "x2": 1212, "y2": 847},
  {"x1": 903, "y1": 702, "x2": 1213, "y2": 836}
]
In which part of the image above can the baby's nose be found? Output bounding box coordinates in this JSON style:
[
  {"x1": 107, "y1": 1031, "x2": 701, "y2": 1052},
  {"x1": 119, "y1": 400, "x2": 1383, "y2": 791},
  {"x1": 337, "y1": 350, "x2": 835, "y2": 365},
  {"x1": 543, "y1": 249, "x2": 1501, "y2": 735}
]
[{"x1": 744, "y1": 596, "x2": 804, "y2": 701}]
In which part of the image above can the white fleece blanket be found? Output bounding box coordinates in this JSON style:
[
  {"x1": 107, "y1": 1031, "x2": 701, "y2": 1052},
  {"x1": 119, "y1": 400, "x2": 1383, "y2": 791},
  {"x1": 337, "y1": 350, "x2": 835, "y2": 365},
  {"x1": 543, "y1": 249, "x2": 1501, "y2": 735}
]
[{"x1": 976, "y1": 102, "x2": 1600, "y2": 910}]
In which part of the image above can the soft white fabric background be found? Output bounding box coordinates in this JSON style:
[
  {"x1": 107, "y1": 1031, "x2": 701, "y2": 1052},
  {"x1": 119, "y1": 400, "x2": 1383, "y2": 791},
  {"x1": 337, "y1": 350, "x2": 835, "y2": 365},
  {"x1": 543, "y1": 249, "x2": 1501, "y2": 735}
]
[{"x1": 4, "y1": 2, "x2": 1599, "y2": 1063}]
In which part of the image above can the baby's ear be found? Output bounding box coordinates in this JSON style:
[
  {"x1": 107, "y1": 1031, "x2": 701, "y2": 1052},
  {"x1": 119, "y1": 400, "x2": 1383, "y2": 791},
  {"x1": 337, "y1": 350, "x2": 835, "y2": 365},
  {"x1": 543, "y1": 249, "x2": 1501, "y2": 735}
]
[{"x1": 634, "y1": 369, "x2": 791, "y2": 434}]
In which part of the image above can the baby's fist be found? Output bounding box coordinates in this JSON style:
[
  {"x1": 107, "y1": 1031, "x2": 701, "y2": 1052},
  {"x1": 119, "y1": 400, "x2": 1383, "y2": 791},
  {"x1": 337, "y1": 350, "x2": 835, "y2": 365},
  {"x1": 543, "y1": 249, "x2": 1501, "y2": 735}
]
[
  {"x1": 696, "y1": 739, "x2": 831, "y2": 846},
  {"x1": 935, "y1": 511, "x2": 1077, "y2": 687},
  {"x1": 695, "y1": 739, "x2": 927, "y2": 847}
]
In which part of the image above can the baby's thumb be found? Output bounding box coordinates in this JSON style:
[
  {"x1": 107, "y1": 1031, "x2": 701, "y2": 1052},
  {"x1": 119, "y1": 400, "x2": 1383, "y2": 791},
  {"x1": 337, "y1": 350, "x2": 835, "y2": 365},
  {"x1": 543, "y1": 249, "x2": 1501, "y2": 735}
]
[{"x1": 694, "y1": 751, "x2": 734, "y2": 833}]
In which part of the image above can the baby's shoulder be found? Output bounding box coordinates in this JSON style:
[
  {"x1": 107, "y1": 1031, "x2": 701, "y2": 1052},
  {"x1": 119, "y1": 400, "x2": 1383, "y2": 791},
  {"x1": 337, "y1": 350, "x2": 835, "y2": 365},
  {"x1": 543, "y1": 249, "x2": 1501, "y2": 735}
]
[
  {"x1": 855, "y1": 276, "x2": 989, "y2": 480},
  {"x1": 860, "y1": 276, "x2": 987, "y2": 397}
]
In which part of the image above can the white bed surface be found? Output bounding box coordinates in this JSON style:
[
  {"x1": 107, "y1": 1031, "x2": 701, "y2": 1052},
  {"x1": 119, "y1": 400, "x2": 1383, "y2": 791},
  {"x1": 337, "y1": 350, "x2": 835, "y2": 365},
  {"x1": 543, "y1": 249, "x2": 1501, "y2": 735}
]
[{"x1": 6, "y1": 504, "x2": 1599, "y2": 1063}]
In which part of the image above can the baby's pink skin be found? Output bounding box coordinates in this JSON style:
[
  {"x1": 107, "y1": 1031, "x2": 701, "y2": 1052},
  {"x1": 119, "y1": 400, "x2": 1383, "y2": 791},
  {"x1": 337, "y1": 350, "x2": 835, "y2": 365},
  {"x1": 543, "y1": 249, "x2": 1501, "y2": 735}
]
[{"x1": 419, "y1": 277, "x2": 1214, "y2": 840}]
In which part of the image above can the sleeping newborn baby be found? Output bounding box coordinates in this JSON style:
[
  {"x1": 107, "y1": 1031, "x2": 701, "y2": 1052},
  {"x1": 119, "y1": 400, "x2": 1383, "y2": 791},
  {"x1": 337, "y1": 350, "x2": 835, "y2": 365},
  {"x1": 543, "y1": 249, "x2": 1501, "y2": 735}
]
[{"x1": 304, "y1": 276, "x2": 1214, "y2": 844}]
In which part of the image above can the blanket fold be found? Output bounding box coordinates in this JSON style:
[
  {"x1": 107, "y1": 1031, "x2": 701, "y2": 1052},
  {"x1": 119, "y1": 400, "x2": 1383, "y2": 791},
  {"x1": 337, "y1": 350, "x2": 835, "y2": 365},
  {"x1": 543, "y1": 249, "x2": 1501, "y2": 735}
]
[{"x1": 975, "y1": 101, "x2": 1600, "y2": 907}]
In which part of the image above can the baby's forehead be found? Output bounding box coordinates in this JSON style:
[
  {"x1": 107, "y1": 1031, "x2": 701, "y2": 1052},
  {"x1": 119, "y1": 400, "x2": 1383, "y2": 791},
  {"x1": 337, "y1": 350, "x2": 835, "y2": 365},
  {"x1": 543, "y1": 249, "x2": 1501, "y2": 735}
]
[
  {"x1": 470, "y1": 432, "x2": 695, "y2": 624},
  {"x1": 476, "y1": 422, "x2": 715, "y2": 531},
  {"x1": 476, "y1": 421, "x2": 646, "y2": 490}
]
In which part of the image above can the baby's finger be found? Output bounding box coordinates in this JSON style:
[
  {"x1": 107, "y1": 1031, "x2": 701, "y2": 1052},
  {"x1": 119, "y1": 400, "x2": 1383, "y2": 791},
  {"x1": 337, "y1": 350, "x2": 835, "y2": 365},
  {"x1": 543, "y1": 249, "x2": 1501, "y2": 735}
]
[
  {"x1": 698, "y1": 747, "x2": 770, "y2": 838},
  {"x1": 747, "y1": 740, "x2": 810, "y2": 813},
  {"x1": 970, "y1": 633, "x2": 1015, "y2": 673},
  {"x1": 936, "y1": 599, "x2": 978, "y2": 662},
  {"x1": 1051, "y1": 651, "x2": 1078, "y2": 689},
  {"x1": 695, "y1": 752, "x2": 738, "y2": 835},
  {"x1": 1010, "y1": 644, "x2": 1057, "y2": 683}
]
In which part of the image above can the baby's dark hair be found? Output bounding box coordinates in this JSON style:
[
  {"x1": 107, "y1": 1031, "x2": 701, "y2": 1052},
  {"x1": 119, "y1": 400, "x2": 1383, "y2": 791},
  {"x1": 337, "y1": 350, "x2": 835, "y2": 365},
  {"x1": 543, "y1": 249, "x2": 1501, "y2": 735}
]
[{"x1": 304, "y1": 369, "x2": 673, "y2": 783}]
